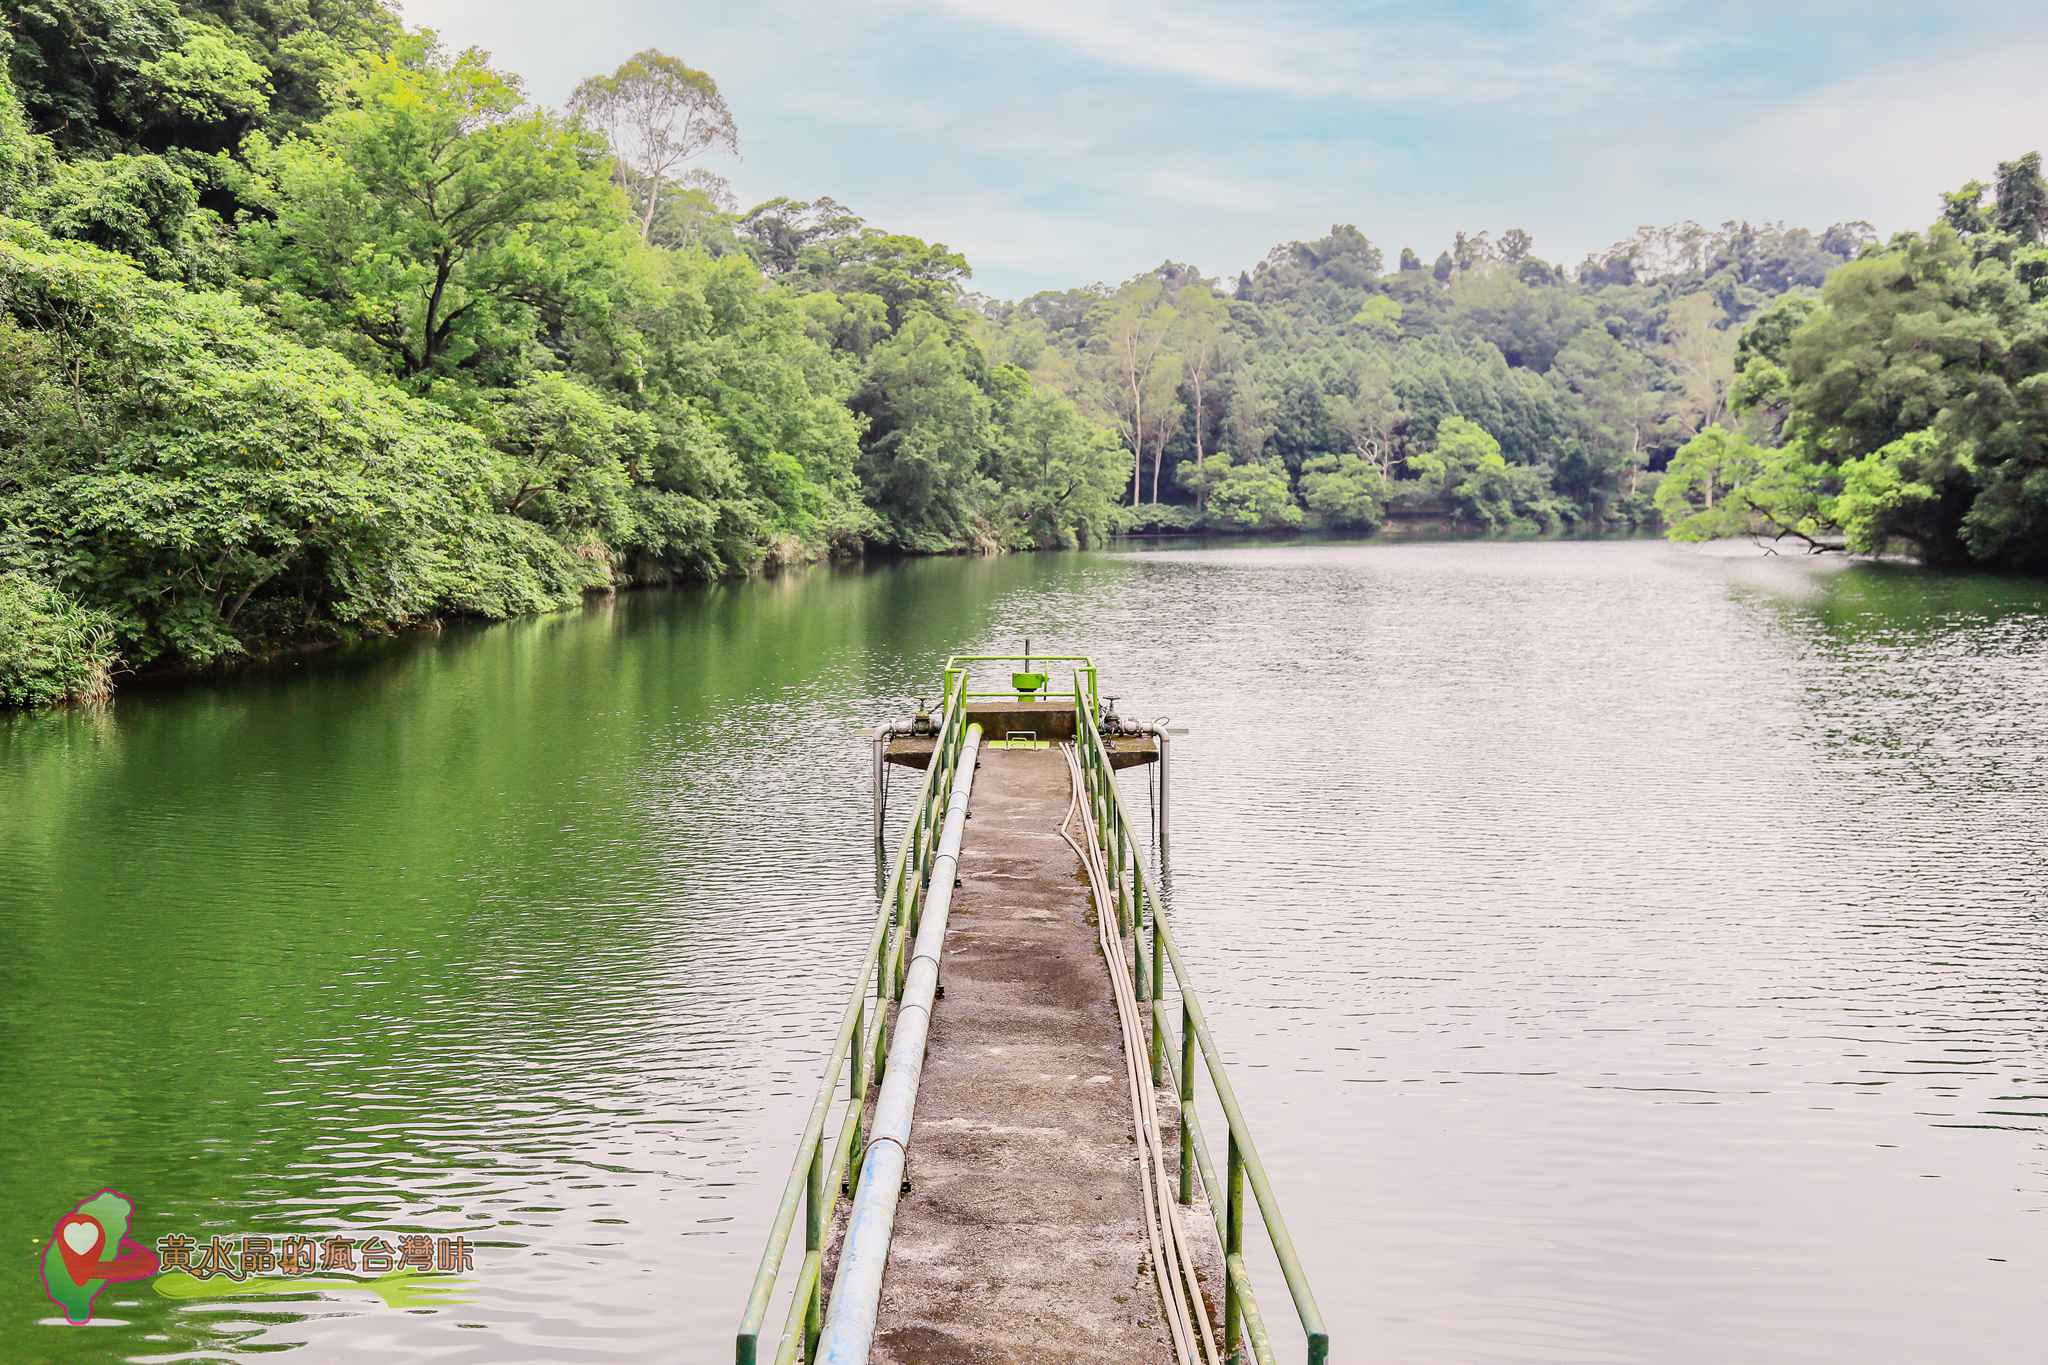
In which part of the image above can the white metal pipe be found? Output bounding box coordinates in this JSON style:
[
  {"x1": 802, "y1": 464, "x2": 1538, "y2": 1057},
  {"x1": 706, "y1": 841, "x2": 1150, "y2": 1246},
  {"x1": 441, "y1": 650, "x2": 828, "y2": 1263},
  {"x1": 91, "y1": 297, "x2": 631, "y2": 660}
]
[{"x1": 817, "y1": 724, "x2": 983, "y2": 1365}]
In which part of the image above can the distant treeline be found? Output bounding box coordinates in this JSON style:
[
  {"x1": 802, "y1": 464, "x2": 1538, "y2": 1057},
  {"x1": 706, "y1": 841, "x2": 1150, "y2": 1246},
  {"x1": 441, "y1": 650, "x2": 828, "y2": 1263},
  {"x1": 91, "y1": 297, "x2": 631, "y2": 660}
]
[{"x1": 3, "y1": 4, "x2": 2041, "y2": 706}]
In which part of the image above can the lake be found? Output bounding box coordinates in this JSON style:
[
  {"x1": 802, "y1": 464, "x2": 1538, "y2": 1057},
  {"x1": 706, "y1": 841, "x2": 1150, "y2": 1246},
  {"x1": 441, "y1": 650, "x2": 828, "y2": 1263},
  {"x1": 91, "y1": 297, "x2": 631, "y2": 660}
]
[{"x1": 4, "y1": 538, "x2": 2045, "y2": 1363}]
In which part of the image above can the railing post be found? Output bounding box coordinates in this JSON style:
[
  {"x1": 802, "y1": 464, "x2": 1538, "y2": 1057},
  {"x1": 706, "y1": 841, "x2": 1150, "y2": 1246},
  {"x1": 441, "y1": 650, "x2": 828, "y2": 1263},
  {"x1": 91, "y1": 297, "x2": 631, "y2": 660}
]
[
  {"x1": 1128, "y1": 846, "x2": 1140, "y2": 942},
  {"x1": 1149, "y1": 910, "x2": 1164, "y2": 1087},
  {"x1": 805, "y1": 1143, "x2": 825, "y2": 1360},
  {"x1": 897, "y1": 873, "x2": 913, "y2": 995},
  {"x1": 1133, "y1": 875, "x2": 1148, "y2": 1015},
  {"x1": 851, "y1": 999, "x2": 867, "y2": 1156},
  {"x1": 1178, "y1": 998, "x2": 1195, "y2": 1205},
  {"x1": 1225, "y1": 1132, "x2": 1245, "y2": 1357},
  {"x1": 1114, "y1": 815, "x2": 1128, "y2": 934},
  {"x1": 872, "y1": 988, "x2": 888, "y2": 1087}
]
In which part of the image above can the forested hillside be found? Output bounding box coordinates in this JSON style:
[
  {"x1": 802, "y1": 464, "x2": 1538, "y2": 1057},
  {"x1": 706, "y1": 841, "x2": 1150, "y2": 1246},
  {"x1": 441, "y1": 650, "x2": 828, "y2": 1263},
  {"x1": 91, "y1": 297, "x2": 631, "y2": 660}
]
[
  {"x1": 4, "y1": 4, "x2": 2045, "y2": 706},
  {"x1": 972, "y1": 219, "x2": 1872, "y2": 537}
]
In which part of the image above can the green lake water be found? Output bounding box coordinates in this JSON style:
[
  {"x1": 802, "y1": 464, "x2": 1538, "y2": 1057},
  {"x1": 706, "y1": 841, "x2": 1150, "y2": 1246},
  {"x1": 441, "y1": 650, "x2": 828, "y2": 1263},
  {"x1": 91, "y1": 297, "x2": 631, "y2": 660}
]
[{"x1": 4, "y1": 539, "x2": 2046, "y2": 1362}]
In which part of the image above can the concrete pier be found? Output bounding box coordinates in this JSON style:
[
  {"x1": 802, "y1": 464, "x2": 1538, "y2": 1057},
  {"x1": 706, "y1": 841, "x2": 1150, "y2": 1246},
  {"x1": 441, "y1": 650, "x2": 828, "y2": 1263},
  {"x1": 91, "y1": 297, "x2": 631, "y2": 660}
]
[{"x1": 828, "y1": 745, "x2": 1218, "y2": 1363}]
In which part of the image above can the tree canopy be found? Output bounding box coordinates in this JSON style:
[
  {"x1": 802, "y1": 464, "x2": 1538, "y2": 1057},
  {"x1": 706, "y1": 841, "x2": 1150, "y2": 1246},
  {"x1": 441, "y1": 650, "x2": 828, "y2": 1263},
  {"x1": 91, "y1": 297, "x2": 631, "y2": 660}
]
[{"x1": 5, "y1": 3, "x2": 2045, "y2": 706}]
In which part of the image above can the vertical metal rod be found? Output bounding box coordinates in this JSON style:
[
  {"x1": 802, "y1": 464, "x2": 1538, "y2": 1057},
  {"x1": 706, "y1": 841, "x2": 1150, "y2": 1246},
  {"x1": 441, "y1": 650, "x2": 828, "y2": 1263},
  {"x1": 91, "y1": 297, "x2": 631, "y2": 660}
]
[
  {"x1": 1157, "y1": 728, "x2": 1171, "y2": 862},
  {"x1": 1178, "y1": 998, "x2": 1195, "y2": 1205},
  {"x1": 1149, "y1": 911, "x2": 1165, "y2": 1087},
  {"x1": 851, "y1": 999, "x2": 866, "y2": 1159},
  {"x1": 805, "y1": 1145, "x2": 824, "y2": 1360},
  {"x1": 1133, "y1": 875, "x2": 1148, "y2": 1022},
  {"x1": 1127, "y1": 846, "x2": 1139, "y2": 941},
  {"x1": 1225, "y1": 1133, "x2": 1245, "y2": 1354},
  {"x1": 872, "y1": 991, "x2": 887, "y2": 1087},
  {"x1": 872, "y1": 729, "x2": 887, "y2": 901},
  {"x1": 1114, "y1": 813, "x2": 1128, "y2": 933}
]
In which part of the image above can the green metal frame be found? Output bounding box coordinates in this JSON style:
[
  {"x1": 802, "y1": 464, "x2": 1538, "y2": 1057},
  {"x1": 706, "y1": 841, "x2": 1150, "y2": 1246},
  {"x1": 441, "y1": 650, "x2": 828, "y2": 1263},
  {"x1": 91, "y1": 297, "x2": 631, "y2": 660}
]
[
  {"x1": 736, "y1": 657, "x2": 1326, "y2": 1365},
  {"x1": 943, "y1": 653, "x2": 1098, "y2": 710},
  {"x1": 735, "y1": 672, "x2": 972, "y2": 1365},
  {"x1": 1072, "y1": 678, "x2": 1330, "y2": 1365}
]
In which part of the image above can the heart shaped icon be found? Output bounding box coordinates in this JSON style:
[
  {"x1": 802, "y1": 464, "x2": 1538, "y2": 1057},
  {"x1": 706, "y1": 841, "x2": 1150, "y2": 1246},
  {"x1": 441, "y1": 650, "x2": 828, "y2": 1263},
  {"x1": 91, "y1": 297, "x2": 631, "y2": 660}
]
[{"x1": 61, "y1": 1218, "x2": 100, "y2": 1256}]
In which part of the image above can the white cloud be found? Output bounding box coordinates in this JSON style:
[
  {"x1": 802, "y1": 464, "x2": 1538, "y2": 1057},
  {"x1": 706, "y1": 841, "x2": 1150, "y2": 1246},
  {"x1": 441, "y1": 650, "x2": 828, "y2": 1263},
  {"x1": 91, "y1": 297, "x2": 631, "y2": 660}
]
[
  {"x1": 781, "y1": 91, "x2": 952, "y2": 134},
  {"x1": 913, "y1": 0, "x2": 1703, "y2": 104},
  {"x1": 1714, "y1": 40, "x2": 2048, "y2": 235}
]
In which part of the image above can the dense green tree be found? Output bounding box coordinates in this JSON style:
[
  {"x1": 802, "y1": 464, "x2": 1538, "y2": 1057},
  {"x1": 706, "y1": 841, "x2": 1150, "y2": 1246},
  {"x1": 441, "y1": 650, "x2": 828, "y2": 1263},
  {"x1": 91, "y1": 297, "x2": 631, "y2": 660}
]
[
  {"x1": 629, "y1": 250, "x2": 868, "y2": 562},
  {"x1": 1201, "y1": 455, "x2": 1302, "y2": 530},
  {"x1": 0, "y1": 571, "x2": 119, "y2": 705},
  {"x1": 241, "y1": 34, "x2": 633, "y2": 389},
  {"x1": 20, "y1": 151, "x2": 227, "y2": 283},
  {"x1": 988, "y1": 373, "x2": 1127, "y2": 548},
  {"x1": 0, "y1": 220, "x2": 585, "y2": 669},
  {"x1": 182, "y1": 0, "x2": 398, "y2": 132},
  {"x1": 1406, "y1": 416, "x2": 1564, "y2": 532},
  {"x1": 1773, "y1": 219, "x2": 2048, "y2": 566},
  {"x1": 1299, "y1": 453, "x2": 1387, "y2": 530},
  {"x1": 1091, "y1": 275, "x2": 1180, "y2": 504},
  {"x1": 5, "y1": 0, "x2": 184, "y2": 153},
  {"x1": 853, "y1": 312, "x2": 994, "y2": 549},
  {"x1": 1993, "y1": 152, "x2": 2047, "y2": 244},
  {"x1": 1448, "y1": 265, "x2": 1593, "y2": 371}
]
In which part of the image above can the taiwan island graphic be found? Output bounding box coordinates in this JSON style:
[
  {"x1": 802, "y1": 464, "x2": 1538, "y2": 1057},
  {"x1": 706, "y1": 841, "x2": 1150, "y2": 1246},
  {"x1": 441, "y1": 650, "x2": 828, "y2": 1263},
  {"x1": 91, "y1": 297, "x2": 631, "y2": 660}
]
[{"x1": 41, "y1": 1189, "x2": 161, "y2": 1324}]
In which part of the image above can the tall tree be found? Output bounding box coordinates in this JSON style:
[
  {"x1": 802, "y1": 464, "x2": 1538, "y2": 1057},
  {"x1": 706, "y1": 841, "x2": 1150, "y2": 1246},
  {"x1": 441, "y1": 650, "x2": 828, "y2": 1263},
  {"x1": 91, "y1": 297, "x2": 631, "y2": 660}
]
[
  {"x1": 1666, "y1": 292, "x2": 1736, "y2": 433},
  {"x1": 242, "y1": 34, "x2": 632, "y2": 387},
  {"x1": 1093, "y1": 277, "x2": 1179, "y2": 505},
  {"x1": 1993, "y1": 151, "x2": 2047, "y2": 244},
  {"x1": 1327, "y1": 355, "x2": 1405, "y2": 480},
  {"x1": 570, "y1": 49, "x2": 738, "y2": 240},
  {"x1": 1173, "y1": 282, "x2": 1230, "y2": 495}
]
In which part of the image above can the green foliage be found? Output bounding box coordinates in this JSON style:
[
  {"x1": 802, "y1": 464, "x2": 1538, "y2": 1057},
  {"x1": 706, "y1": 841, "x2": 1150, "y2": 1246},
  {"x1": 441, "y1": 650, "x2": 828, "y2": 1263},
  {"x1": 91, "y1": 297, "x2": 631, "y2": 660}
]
[
  {"x1": 1113, "y1": 502, "x2": 1202, "y2": 534},
  {"x1": 0, "y1": 572, "x2": 120, "y2": 706},
  {"x1": 1726, "y1": 185, "x2": 2048, "y2": 569},
  {"x1": 988, "y1": 373, "x2": 1127, "y2": 548},
  {"x1": 570, "y1": 48, "x2": 738, "y2": 240},
  {"x1": 629, "y1": 249, "x2": 868, "y2": 561},
  {"x1": 1404, "y1": 416, "x2": 1566, "y2": 533},
  {"x1": 134, "y1": 24, "x2": 270, "y2": 142},
  {"x1": 19, "y1": 152, "x2": 227, "y2": 283},
  {"x1": 1202, "y1": 455, "x2": 1303, "y2": 530},
  {"x1": 1448, "y1": 266, "x2": 1593, "y2": 371},
  {"x1": 0, "y1": 219, "x2": 585, "y2": 669},
  {"x1": 1299, "y1": 452, "x2": 1387, "y2": 530},
  {"x1": 1833, "y1": 432, "x2": 1941, "y2": 554},
  {"x1": 26, "y1": 13, "x2": 2046, "y2": 706},
  {"x1": 241, "y1": 33, "x2": 633, "y2": 387},
  {"x1": 5, "y1": 0, "x2": 185, "y2": 154},
  {"x1": 1655, "y1": 424, "x2": 1833, "y2": 548},
  {"x1": 0, "y1": 21, "x2": 1159, "y2": 704},
  {"x1": 1655, "y1": 425, "x2": 1768, "y2": 539},
  {"x1": 182, "y1": 0, "x2": 398, "y2": 133},
  {"x1": 854, "y1": 312, "x2": 993, "y2": 550},
  {"x1": 0, "y1": 62, "x2": 48, "y2": 210},
  {"x1": 483, "y1": 371, "x2": 644, "y2": 572}
]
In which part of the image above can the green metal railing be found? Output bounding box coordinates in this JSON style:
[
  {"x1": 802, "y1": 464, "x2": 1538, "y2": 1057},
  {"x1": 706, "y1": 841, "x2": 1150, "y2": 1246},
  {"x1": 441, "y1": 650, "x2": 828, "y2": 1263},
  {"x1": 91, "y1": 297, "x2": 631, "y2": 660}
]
[
  {"x1": 735, "y1": 672, "x2": 971, "y2": 1365},
  {"x1": 1073, "y1": 679, "x2": 1330, "y2": 1365},
  {"x1": 737, "y1": 656, "x2": 1325, "y2": 1364},
  {"x1": 943, "y1": 652, "x2": 1097, "y2": 709}
]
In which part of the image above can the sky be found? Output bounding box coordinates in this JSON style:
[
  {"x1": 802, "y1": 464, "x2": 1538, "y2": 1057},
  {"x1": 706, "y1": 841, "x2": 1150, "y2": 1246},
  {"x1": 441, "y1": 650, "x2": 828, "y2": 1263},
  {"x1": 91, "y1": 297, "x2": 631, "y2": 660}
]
[{"x1": 397, "y1": 1, "x2": 2048, "y2": 297}]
